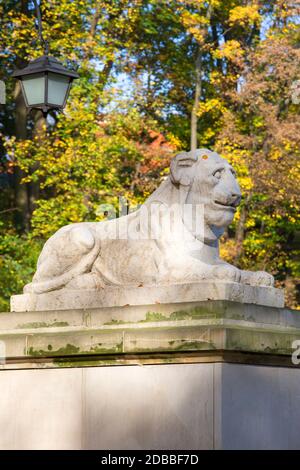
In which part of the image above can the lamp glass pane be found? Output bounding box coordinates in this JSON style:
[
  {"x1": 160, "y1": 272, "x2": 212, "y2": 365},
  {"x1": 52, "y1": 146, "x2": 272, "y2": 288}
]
[
  {"x1": 22, "y1": 73, "x2": 45, "y2": 105},
  {"x1": 47, "y1": 72, "x2": 70, "y2": 106}
]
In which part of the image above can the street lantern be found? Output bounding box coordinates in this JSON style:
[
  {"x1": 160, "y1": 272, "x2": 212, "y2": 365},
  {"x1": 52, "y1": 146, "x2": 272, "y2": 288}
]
[
  {"x1": 13, "y1": 0, "x2": 79, "y2": 116},
  {"x1": 13, "y1": 55, "x2": 79, "y2": 115}
]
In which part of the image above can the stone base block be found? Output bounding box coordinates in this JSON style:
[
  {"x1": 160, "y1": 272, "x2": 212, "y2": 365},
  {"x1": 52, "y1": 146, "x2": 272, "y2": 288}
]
[
  {"x1": 10, "y1": 281, "x2": 284, "y2": 312},
  {"x1": 0, "y1": 300, "x2": 298, "y2": 368},
  {"x1": 0, "y1": 363, "x2": 300, "y2": 449},
  {"x1": 1, "y1": 297, "x2": 299, "y2": 450}
]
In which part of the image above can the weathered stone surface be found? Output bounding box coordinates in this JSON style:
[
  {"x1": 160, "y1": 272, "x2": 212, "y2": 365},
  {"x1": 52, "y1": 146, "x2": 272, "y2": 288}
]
[
  {"x1": 11, "y1": 280, "x2": 284, "y2": 312},
  {"x1": 0, "y1": 300, "x2": 298, "y2": 370},
  {"x1": 17, "y1": 149, "x2": 275, "y2": 308},
  {"x1": 1, "y1": 363, "x2": 300, "y2": 449},
  {"x1": 218, "y1": 364, "x2": 300, "y2": 449},
  {"x1": 0, "y1": 368, "x2": 83, "y2": 449},
  {"x1": 83, "y1": 363, "x2": 214, "y2": 449},
  {"x1": 1, "y1": 301, "x2": 299, "y2": 449}
]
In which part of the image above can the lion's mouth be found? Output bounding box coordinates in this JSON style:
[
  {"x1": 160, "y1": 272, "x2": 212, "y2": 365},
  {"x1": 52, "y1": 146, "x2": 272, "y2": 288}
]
[{"x1": 213, "y1": 200, "x2": 237, "y2": 210}]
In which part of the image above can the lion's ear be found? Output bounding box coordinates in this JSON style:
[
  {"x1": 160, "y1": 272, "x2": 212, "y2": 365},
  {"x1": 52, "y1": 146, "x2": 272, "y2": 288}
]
[{"x1": 170, "y1": 151, "x2": 198, "y2": 186}]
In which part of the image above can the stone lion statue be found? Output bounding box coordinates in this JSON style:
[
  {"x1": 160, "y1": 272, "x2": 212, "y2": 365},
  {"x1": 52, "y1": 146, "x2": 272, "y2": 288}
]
[{"x1": 24, "y1": 148, "x2": 273, "y2": 294}]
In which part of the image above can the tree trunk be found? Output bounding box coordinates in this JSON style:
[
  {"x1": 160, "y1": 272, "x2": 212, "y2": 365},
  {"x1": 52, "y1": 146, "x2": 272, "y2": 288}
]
[
  {"x1": 190, "y1": 4, "x2": 213, "y2": 152},
  {"x1": 190, "y1": 49, "x2": 202, "y2": 152},
  {"x1": 29, "y1": 110, "x2": 46, "y2": 216},
  {"x1": 13, "y1": 0, "x2": 31, "y2": 233},
  {"x1": 13, "y1": 81, "x2": 30, "y2": 232},
  {"x1": 234, "y1": 195, "x2": 250, "y2": 264}
]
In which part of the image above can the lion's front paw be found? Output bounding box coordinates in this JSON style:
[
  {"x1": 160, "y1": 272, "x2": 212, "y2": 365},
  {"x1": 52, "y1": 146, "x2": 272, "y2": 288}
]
[
  {"x1": 23, "y1": 282, "x2": 34, "y2": 294},
  {"x1": 241, "y1": 270, "x2": 274, "y2": 287},
  {"x1": 211, "y1": 264, "x2": 241, "y2": 283}
]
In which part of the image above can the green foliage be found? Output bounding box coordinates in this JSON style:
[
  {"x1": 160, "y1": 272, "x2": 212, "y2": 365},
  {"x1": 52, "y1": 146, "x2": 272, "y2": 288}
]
[
  {"x1": 0, "y1": 0, "x2": 299, "y2": 310},
  {"x1": 0, "y1": 230, "x2": 42, "y2": 311}
]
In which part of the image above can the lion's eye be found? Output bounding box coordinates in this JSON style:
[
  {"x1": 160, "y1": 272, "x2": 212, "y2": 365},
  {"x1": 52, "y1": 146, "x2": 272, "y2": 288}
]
[{"x1": 213, "y1": 169, "x2": 222, "y2": 179}]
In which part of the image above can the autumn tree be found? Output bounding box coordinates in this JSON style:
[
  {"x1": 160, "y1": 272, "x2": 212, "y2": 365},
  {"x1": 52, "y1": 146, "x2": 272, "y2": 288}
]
[
  {"x1": 0, "y1": 0, "x2": 299, "y2": 309},
  {"x1": 217, "y1": 0, "x2": 300, "y2": 307}
]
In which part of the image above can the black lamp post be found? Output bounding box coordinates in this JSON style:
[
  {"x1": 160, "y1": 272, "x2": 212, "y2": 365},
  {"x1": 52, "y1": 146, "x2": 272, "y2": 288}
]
[{"x1": 13, "y1": 0, "x2": 79, "y2": 116}]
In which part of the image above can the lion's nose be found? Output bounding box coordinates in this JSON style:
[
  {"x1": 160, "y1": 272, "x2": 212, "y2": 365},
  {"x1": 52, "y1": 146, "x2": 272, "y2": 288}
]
[{"x1": 231, "y1": 193, "x2": 241, "y2": 207}]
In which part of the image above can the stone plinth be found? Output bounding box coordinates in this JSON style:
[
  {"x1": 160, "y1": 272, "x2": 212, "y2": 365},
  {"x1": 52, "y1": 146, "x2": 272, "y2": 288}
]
[
  {"x1": 0, "y1": 298, "x2": 297, "y2": 368},
  {"x1": 10, "y1": 281, "x2": 284, "y2": 312},
  {"x1": 0, "y1": 298, "x2": 300, "y2": 449},
  {"x1": 1, "y1": 363, "x2": 300, "y2": 450},
  {"x1": 0, "y1": 299, "x2": 298, "y2": 369}
]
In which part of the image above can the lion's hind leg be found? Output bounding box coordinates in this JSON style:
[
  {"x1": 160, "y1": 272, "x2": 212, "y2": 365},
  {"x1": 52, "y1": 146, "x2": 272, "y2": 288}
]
[{"x1": 24, "y1": 225, "x2": 100, "y2": 294}]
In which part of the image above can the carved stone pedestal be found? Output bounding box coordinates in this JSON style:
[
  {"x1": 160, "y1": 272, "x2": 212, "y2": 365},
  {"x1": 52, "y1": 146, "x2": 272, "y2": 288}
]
[{"x1": 0, "y1": 297, "x2": 299, "y2": 449}]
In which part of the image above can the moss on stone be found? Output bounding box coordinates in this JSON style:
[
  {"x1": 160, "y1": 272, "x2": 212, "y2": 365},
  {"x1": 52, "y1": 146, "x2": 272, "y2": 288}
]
[
  {"x1": 89, "y1": 341, "x2": 123, "y2": 354},
  {"x1": 104, "y1": 305, "x2": 219, "y2": 326},
  {"x1": 28, "y1": 341, "x2": 123, "y2": 357},
  {"x1": 53, "y1": 358, "x2": 120, "y2": 368},
  {"x1": 18, "y1": 321, "x2": 69, "y2": 329},
  {"x1": 174, "y1": 340, "x2": 216, "y2": 351},
  {"x1": 129, "y1": 340, "x2": 216, "y2": 353},
  {"x1": 104, "y1": 319, "x2": 128, "y2": 325},
  {"x1": 142, "y1": 312, "x2": 169, "y2": 322},
  {"x1": 28, "y1": 343, "x2": 80, "y2": 357}
]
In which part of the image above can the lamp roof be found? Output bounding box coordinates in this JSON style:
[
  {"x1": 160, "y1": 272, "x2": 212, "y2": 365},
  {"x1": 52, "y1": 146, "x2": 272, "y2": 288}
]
[{"x1": 13, "y1": 56, "x2": 79, "y2": 79}]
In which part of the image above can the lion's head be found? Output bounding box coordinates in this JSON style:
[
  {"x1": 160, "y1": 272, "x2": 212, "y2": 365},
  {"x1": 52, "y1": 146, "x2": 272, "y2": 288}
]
[{"x1": 170, "y1": 148, "x2": 241, "y2": 233}]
